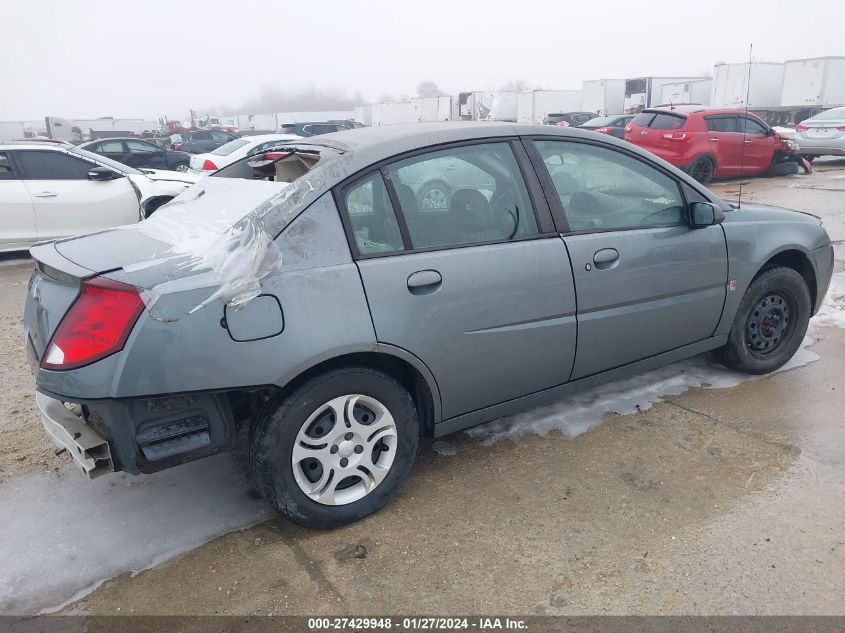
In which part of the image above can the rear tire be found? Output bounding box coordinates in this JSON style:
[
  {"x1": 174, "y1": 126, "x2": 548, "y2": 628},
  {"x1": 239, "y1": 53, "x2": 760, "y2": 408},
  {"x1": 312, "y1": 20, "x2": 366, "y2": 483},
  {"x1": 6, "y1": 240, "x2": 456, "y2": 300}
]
[
  {"x1": 249, "y1": 367, "x2": 419, "y2": 528},
  {"x1": 688, "y1": 157, "x2": 714, "y2": 185},
  {"x1": 713, "y1": 267, "x2": 811, "y2": 375}
]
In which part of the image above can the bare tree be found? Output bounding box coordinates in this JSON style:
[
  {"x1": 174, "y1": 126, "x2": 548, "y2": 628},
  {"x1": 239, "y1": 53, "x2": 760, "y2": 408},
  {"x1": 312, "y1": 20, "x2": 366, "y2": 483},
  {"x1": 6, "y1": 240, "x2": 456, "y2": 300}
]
[
  {"x1": 500, "y1": 79, "x2": 534, "y2": 92},
  {"x1": 417, "y1": 80, "x2": 445, "y2": 98}
]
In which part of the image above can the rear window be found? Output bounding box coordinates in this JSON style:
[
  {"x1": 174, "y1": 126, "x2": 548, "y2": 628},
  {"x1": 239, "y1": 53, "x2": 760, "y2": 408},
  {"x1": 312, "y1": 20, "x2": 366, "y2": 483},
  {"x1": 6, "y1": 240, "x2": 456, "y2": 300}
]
[
  {"x1": 211, "y1": 139, "x2": 251, "y2": 156},
  {"x1": 630, "y1": 112, "x2": 687, "y2": 129},
  {"x1": 583, "y1": 116, "x2": 614, "y2": 127},
  {"x1": 649, "y1": 113, "x2": 687, "y2": 130},
  {"x1": 631, "y1": 112, "x2": 655, "y2": 127}
]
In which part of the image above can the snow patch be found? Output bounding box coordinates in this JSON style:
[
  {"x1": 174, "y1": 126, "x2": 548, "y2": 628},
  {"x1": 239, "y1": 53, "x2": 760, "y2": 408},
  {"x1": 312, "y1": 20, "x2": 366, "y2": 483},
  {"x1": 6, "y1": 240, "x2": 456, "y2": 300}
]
[{"x1": 0, "y1": 454, "x2": 272, "y2": 614}]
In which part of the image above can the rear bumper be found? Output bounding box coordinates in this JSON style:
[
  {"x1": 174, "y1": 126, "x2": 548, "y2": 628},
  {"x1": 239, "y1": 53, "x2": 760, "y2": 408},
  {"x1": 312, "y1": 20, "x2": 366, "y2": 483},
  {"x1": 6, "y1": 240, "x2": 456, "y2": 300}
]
[
  {"x1": 34, "y1": 387, "x2": 240, "y2": 476},
  {"x1": 36, "y1": 392, "x2": 113, "y2": 479},
  {"x1": 793, "y1": 137, "x2": 845, "y2": 155}
]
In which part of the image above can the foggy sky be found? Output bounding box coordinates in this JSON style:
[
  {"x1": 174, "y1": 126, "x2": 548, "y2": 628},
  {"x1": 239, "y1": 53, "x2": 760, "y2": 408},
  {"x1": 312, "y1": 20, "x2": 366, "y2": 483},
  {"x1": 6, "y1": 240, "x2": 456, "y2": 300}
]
[{"x1": 1, "y1": 0, "x2": 843, "y2": 121}]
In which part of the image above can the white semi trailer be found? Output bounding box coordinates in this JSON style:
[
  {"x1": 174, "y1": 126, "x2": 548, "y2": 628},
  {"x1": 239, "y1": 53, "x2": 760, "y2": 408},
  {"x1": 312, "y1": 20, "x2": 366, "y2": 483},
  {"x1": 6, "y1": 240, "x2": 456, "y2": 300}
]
[
  {"x1": 624, "y1": 76, "x2": 705, "y2": 112},
  {"x1": 517, "y1": 90, "x2": 583, "y2": 124},
  {"x1": 660, "y1": 79, "x2": 712, "y2": 106},
  {"x1": 581, "y1": 79, "x2": 625, "y2": 116}
]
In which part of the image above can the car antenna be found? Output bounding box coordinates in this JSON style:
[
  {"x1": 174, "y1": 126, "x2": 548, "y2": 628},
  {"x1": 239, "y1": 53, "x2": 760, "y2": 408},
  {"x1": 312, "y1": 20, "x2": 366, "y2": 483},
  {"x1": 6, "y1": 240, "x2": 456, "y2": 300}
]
[{"x1": 738, "y1": 42, "x2": 753, "y2": 210}]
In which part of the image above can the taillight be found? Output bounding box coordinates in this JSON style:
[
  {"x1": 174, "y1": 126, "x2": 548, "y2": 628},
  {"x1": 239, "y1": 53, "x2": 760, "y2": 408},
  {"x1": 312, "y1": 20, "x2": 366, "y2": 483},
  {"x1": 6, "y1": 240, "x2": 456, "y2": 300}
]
[
  {"x1": 662, "y1": 131, "x2": 695, "y2": 141},
  {"x1": 795, "y1": 124, "x2": 809, "y2": 132},
  {"x1": 262, "y1": 151, "x2": 290, "y2": 161},
  {"x1": 41, "y1": 277, "x2": 144, "y2": 371},
  {"x1": 556, "y1": 121, "x2": 570, "y2": 126},
  {"x1": 594, "y1": 127, "x2": 612, "y2": 134},
  {"x1": 173, "y1": 143, "x2": 182, "y2": 150},
  {"x1": 837, "y1": 125, "x2": 845, "y2": 132},
  {"x1": 201, "y1": 159, "x2": 218, "y2": 171}
]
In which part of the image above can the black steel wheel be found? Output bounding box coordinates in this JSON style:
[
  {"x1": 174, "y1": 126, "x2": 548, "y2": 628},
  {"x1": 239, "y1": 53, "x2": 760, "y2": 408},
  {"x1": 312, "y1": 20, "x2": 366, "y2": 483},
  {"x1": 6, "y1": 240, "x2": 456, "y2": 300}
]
[{"x1": 714, "y1": 266, "x2": 811, "y2": 374}]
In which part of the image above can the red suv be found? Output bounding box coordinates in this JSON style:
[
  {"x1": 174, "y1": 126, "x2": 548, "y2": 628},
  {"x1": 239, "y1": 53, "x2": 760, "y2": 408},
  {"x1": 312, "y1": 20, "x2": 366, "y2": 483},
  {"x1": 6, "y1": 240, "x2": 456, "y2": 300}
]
[{"x1": 624, "y1": 106, "x2": 808, "y2": 184}]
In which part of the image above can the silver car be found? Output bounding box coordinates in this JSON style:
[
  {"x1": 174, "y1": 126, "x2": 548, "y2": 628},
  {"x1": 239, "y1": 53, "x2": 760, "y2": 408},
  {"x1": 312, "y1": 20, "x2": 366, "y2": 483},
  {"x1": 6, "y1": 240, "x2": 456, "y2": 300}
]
[
  {"x1": 793, "y1": 106, "x2": 845, "y2": 158},
  {"x1": 24, "y1": 122, "x2": 834, "y2": 528}
]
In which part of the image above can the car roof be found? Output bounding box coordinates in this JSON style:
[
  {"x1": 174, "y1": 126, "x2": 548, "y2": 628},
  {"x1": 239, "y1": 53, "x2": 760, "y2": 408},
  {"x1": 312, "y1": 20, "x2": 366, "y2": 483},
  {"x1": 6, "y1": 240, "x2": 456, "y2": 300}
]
[
  {"x1": 284, "y1": 121, "x2": 646, "y2": 182},
  {"x1": 644, "y1": 105, "x2": 762, "y2": 117},
  {"x1": 79, "y1": 137, "x2": 155, "y2": 145},
  {"x1": 0, "y1": 141, "x2": 70, "y2": 150}
]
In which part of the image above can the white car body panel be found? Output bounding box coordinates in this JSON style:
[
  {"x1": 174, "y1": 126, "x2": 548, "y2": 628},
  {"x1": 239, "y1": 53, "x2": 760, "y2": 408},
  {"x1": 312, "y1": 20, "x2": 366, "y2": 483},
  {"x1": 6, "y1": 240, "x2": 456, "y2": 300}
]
[{"x1": 0, "y1": 145, "x2": 200, "y2": 252}]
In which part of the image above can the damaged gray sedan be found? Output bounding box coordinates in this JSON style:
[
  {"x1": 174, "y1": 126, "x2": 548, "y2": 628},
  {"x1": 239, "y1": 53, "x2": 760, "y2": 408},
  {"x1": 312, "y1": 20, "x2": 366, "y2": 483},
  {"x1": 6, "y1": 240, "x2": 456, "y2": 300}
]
[{"x1": 24, "y1": 122, "x2": 833, "y2": 528}]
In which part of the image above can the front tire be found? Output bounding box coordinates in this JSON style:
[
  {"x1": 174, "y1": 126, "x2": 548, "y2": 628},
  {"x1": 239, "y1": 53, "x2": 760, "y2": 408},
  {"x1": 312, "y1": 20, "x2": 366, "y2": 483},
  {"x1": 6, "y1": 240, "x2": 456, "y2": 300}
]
[
  {"x1": 713, "y1": 267, "x2": 811, "y2": 375},
  {"x1": 249, "y1": 367, "x2": 419, "y2": 528}
]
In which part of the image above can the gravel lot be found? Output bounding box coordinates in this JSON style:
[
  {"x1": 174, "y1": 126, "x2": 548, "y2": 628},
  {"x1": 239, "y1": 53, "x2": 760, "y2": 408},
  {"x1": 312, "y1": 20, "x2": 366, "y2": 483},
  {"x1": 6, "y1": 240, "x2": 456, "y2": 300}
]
[{"x1": 1, "y1": 160, "x2": 844, "y2": 615}]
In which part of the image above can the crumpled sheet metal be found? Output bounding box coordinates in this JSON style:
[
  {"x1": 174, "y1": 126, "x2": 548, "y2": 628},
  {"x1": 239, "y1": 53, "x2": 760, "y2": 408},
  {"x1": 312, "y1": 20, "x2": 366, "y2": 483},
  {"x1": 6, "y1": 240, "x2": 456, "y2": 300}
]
[{"x1": 119, "y1": 162, "x2": 332, "y2": 321}]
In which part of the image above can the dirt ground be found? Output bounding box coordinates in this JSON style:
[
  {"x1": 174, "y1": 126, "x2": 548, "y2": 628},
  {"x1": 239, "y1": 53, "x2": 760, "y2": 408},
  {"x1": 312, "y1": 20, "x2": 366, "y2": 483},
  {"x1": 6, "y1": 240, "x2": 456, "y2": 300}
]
[{"x1": 2, "y1": 160, "x2": 844, "y2": 615}]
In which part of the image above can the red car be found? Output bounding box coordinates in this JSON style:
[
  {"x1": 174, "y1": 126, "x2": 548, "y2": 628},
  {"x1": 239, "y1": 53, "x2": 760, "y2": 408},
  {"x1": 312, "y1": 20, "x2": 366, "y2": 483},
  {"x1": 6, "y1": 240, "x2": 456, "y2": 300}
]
[{"x1": 624, "y1": 106, "x2": 809, "y2": 184}]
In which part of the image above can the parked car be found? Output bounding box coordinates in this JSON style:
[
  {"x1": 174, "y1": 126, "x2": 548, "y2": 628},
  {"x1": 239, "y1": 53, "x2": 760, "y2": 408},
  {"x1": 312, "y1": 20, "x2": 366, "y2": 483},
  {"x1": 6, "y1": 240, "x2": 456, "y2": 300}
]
[
  {"x1": 580, "y1": 115, "x2": 635, "y2": 139},
  {"x1": 278, "y1": 121, "x2": 356, "y2": 136},
  {"x1": 624, "y1": 106, "x2": 809, "y2": 184},
  {"x1": 188, "y1": 133, "x2": 301, "y2": 172},
  {"x1": 79, "y1": 138, "x2": 192, "y2": 172},
  {"x1": 25, "y1": 123, "x2": 833, "y2": 528},
  {"x1": 542, "y1": 112, "x2": 597, "y2": 127},
  {"x1": 793, "y1": 106, "x2": 845, "y2": 160},
  {"x1": 0, "y1": 142, "x2": 199, "y2": 252},
  {"x1": 177, "y1": 130, "x2": 238, "y2": 154}
]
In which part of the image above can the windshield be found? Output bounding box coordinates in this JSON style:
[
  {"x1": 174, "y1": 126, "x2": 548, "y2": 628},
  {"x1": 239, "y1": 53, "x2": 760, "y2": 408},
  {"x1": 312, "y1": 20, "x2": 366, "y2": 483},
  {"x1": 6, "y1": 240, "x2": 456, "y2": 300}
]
[
  {"x1": 68, "y1": 145, "x2": 142, "y2": 174},
  {"x1": 211, "y1": 139, "x2": 251, "y2": 156},
  {"x1": 809, "y1": 107, "x2": 845, "y2": 121}
]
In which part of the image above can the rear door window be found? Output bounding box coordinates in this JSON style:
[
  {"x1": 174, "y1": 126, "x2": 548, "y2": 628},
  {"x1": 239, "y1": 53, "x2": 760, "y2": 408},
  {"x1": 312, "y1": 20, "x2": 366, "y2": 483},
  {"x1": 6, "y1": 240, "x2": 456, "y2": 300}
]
[
  {"x1": 0, "y1": 151, "x2": 19, "y2": 180},
  {"x1": 706, "y1": 117, "x2": 739, "y2": 133},
  {"x1": 15, "y1": 151, "x2": 93, "y2": 180},
  {"x1": 385, "y1": 142, "x2": 538, "y2": 250}
]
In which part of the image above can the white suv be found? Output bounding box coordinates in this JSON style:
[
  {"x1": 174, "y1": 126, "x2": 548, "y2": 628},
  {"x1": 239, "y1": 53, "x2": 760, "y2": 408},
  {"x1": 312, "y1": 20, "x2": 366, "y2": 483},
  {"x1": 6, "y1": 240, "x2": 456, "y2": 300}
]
[{"x1": 0, "y1": 142, "x2": 199, "y2": 253}]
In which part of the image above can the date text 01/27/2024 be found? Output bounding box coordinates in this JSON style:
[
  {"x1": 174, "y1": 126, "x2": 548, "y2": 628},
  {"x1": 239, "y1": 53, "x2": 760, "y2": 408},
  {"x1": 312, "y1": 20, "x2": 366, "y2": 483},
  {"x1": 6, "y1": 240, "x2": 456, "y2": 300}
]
[{"x1": 307, "y1": 617, "x2": 528, "y2": 630}]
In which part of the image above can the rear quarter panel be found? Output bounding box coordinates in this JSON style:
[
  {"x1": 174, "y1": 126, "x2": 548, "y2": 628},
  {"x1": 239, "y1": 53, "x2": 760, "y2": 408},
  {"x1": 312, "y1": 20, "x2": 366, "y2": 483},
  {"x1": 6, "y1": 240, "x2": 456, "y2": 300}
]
[{"x1": 36, "y1": 194, "x2": 379, "y2": 400}]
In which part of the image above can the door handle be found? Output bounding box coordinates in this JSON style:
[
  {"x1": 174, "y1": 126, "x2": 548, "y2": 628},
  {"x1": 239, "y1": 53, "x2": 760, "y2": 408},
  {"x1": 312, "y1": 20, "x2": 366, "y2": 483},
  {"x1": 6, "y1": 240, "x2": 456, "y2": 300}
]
[
  {"x1": 592, "y1": 248, "x2": 619, "y2": 270},
  {"x1": 407, "y1": 269, "x2": 442, "y2": 295},
  {"x1": 709, "y1": 138, "x2": 719, "y2": 142},
  {"x1": 744, "y1": 139, "x2": 753, "y2": 144},
  {"x1": 33, "y1": 191, "x2": 58, "y2": 198}
]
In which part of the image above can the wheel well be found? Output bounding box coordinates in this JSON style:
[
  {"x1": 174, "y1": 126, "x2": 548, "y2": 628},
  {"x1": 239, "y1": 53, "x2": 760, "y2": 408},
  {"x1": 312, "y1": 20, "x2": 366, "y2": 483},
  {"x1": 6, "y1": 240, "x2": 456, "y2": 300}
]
[
  {"x1": 756, "y1": 249, "x2": 817, "y2": 308},
  {"x1": 141, "y1": 195, "x2": 174, "y2": 217},
  {"x1": 271, "y1": 352, "x2": 437, "y2": 437}
]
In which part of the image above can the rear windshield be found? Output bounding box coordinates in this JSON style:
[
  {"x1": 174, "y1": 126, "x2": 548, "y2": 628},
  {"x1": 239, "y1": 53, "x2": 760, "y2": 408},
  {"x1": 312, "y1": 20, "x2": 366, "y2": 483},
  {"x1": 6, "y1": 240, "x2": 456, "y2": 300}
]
[
  {"x1": 211, "y1": 139, "x2": 251, "y2": 156},
  {"x1": 630, "y1": 111, "x2": 687, "y2": 129},
  {"x1": 212, "y1": 144, "x2": 341, "y2": 182},
  {"x1": 810, "y1": 106, "x2": 845, "y2": 121}
]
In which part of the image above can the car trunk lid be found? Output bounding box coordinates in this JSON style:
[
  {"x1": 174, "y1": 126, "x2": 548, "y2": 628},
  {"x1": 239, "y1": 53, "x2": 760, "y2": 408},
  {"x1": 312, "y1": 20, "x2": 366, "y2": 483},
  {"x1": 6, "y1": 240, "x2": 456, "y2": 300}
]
[{"x1": 25, "y1": 243, "x2": 94, "y2": 363}]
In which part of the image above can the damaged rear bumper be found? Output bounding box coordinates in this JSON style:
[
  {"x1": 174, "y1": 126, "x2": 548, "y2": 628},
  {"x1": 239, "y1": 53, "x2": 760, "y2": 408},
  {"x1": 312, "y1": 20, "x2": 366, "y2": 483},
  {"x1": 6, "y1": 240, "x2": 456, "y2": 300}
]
[{"x1": 36, "y1": 391, "x2": 113, "y2": 479}]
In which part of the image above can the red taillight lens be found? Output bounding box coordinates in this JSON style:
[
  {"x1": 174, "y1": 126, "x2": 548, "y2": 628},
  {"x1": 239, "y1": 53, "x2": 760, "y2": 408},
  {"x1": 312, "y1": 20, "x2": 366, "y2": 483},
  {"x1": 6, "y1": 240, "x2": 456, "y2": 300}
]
[
  {"x1": 556, "y1": 120, "x2": 570, "y2": 126},
  {"x1": 837, "y1": 125, "x2": 845, "y2": 131},
  {"x1": 262, "y1": 151, "x2": 290, "y2": 161},
  {"x1": 662, "y1": 131, "x2": 695, "y2": 141},
  {"x1": 201, "y1": 159, "x2": 218, "y2": 171},
  {"x1": 594, "y1": 127, "x2": 612, "y2": 134},
  {"x1": 795, "y1": 124, "x2": 809, "y2": 131},
  {"x1": 41, "y1": 277, "x2": 144, "y2": 371}
]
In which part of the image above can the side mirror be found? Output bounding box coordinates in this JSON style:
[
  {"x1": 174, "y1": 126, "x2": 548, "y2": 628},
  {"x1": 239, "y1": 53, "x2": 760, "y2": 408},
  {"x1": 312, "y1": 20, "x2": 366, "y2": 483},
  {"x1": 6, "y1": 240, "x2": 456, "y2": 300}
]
[
  {"x1": 88, "y1": 166, "x2": 121, "y2": 181},
  {"x1": 689, "y1": 202, "x2": 722, "y2": 227}
]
